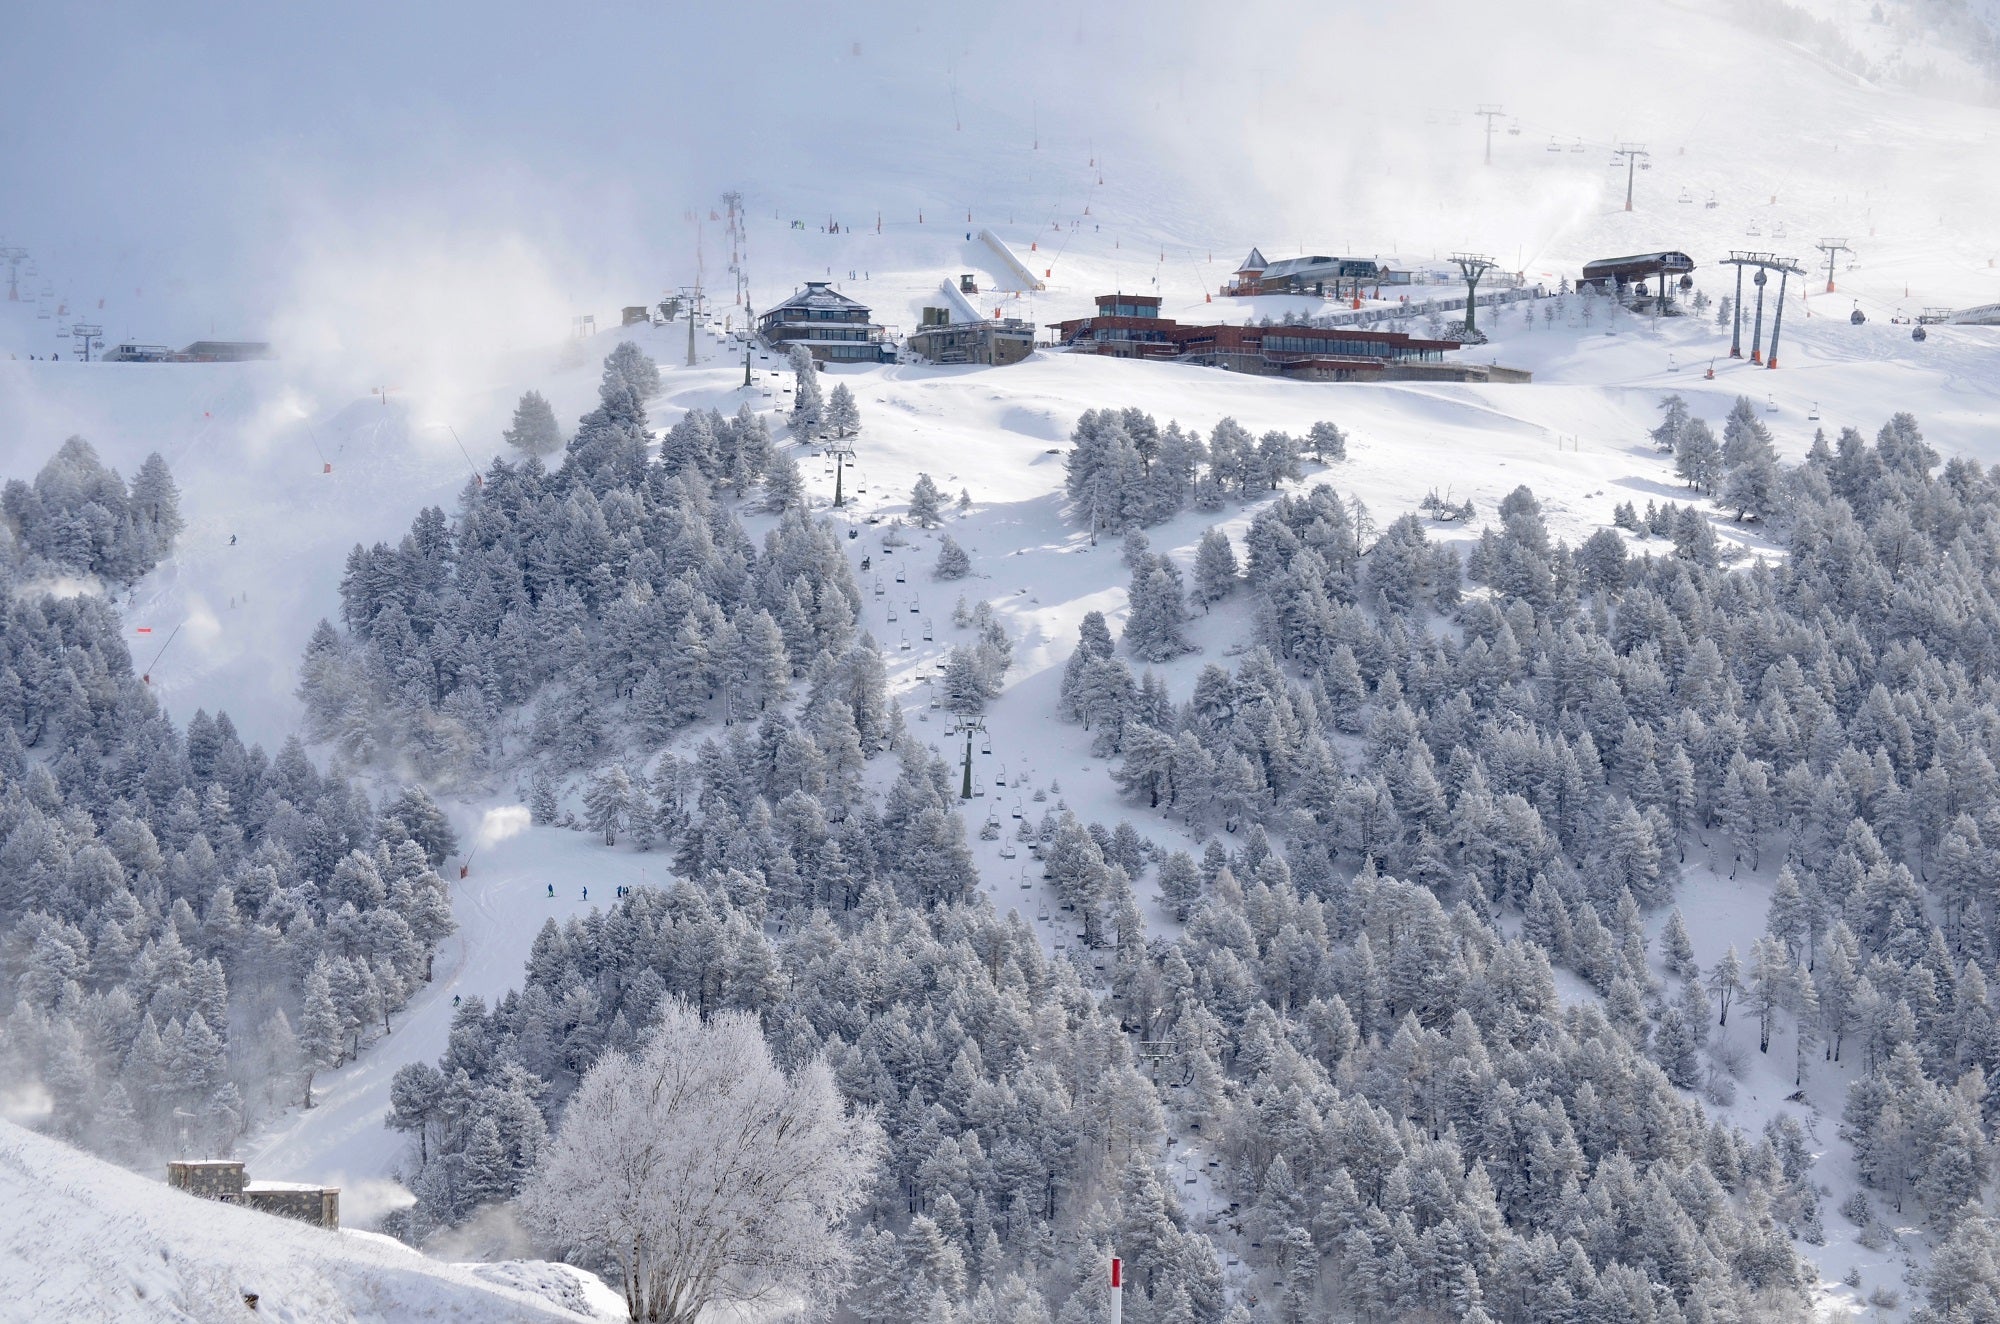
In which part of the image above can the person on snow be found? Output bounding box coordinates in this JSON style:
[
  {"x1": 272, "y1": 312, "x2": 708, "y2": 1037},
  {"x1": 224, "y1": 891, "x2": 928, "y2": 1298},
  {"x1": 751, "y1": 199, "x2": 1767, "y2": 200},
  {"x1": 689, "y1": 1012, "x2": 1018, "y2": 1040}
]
[{"x1": 547, "y1": 883, "x2": 554, "y2": 898}]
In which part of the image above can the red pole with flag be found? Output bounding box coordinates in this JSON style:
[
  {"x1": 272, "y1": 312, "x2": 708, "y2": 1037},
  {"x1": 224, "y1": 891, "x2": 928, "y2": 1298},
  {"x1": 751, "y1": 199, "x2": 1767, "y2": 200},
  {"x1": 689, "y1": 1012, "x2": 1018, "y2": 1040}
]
[{"x1": 1110, "y1": 1254, "x2": 1122, "y2": 1324}]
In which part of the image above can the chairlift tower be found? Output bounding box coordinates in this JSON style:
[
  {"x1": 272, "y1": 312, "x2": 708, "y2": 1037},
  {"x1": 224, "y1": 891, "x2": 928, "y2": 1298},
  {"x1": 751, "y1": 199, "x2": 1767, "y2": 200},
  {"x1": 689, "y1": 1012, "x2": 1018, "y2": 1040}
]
[
  {"x1": 1450, "y1": 253, "x2": 1497, "y2": 335},
  {"x1": 822, "y1": 437, "x2": 856, "y2": 508},
  {"x1": 1475, "y1": 104, "x2": 1506, "y2": 166},
  {"x1": 1718, "y1": 251, "x2": 1804, "y2": 367},
  {"x1": 677, "y1": 285, "x2": 706, "y2": 368},
  {"x1": 1613, "y1": 143, "x2": 1649, "y2": 211},
  {"x1": 957, "y1": 715, "x2": 987, "y2": 801},
  {"x1": 0, "y1": 247, "x2": 25, "y2": 302},
  {"x1": 1815, "y1": 238, "x2": 1852, "y2": 294},
  {"x1": 69, "y1": 322, "x2": 103, "y2": 362}
]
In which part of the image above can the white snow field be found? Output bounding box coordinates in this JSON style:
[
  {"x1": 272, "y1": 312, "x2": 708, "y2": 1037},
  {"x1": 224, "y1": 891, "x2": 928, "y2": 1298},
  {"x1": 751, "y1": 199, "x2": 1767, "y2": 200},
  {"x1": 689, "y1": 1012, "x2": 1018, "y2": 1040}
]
[
  {"x1": 0, "y1": 1116, "x2": 622, "y2": 1322},
  {"x1": 3, "y1": 0, "x2": 1999, "y2": 1316}
]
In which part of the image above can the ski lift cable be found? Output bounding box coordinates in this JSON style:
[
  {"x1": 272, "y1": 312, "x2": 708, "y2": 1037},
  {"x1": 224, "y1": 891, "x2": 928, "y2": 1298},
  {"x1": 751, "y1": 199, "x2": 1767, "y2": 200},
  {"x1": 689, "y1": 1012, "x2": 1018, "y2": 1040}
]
[{"x1": 142, "y1": 622, "x2": 184, "y2": 682}]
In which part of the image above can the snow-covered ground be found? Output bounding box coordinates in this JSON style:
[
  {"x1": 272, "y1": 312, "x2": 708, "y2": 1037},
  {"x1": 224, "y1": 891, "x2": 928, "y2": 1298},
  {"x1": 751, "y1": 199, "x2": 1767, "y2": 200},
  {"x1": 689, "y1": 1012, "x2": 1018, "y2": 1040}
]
[
  {"x1": 3, "y1": 0, "x2": 1999, "y2": 1312},
  {"x1": 0, "y1": 1117, "x2": 622, "y2": 1321}
]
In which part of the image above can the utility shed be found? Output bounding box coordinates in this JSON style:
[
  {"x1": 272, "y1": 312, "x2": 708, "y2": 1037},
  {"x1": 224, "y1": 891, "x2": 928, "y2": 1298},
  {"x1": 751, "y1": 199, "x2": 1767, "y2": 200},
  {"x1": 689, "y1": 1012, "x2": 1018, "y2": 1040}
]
[{"x1": 167, "y1": 1160, "x2": 340, "y2": 1229}]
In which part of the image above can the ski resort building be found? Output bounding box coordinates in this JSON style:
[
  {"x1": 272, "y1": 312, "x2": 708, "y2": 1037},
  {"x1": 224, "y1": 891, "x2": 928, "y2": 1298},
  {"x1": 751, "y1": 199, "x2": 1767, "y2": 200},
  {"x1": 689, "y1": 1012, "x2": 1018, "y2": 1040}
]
[
  {"x1": 1222, "y1": 249, "x2": 1408, "y2": 299},
  {"x1": 167, "y1": 1160, "x2": 340, "y2": 1229},
  {"x1": 1577, "y1": 252, "x2": 1696, "y2": 304},
  {"x1": 1046, "y1": 294, "x2": 1518, "y2": 381},
  {"x1": 907, "y1": 311, "x2": 1037, "y2": 366},
  {"x1": 757, "y1": 282, "x2": 889, "y2": 363}
]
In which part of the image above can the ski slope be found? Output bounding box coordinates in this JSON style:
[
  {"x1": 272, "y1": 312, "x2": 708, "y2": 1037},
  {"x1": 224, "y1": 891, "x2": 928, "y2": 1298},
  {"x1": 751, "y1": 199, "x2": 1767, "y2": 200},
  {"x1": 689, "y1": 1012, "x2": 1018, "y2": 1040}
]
[
  {"x1": 1, "y1": 1, "x2": 1998, "y2": 1312},
  {"x1": 0, "y1": 1117, "x2": 621, "y2": 1321}
]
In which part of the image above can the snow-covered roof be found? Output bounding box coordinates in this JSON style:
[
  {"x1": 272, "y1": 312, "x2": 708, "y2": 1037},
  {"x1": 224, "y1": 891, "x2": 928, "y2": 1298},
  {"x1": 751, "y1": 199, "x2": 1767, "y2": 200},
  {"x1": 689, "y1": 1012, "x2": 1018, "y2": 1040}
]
[
  {"x1": 1258, "y1": 255, "x2": 1386, "y2": 282},
  {"x1": 763, "y1": 281, "x2": 871, "y2": 317},
  {"x1": 1237, "y1": 247, "x2": 1268, "y2": 273},
  {"x1": 244, "y1": 1180, "x2": 336, "y2": 1193}
]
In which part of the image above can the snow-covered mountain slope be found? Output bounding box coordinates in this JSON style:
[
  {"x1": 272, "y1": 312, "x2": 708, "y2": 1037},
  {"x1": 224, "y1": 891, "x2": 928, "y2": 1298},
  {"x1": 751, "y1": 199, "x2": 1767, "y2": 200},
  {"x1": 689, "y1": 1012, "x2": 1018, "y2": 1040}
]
[
  {"x1": 0, "y1": 1118, "x2": 620, "y2": 1322},
  {"x1": 3, "y1": 0, "x2": 1998, "y2": 1312}
]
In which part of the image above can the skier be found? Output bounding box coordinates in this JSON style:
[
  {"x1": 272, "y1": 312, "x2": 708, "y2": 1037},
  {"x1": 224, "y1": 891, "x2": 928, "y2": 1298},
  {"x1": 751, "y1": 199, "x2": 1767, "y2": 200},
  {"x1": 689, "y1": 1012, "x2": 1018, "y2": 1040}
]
[
  {"x1": 547, "y1": 883, "x2": 554, "y2": 898},
  {"x1": 452, "y1": 994, "x2": 461, "y2": 1007},
  {"x1": 229, "y1": 534, "x2": 237, "y2": 546},
  {"x1": 582, "y1": 886, "x2": 588, "y2": 900}
]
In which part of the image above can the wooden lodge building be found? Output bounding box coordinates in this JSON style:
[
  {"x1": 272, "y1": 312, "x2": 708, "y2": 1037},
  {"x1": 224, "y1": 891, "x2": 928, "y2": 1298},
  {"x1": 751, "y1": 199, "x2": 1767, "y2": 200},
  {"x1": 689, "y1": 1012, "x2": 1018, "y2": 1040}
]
[
  {"x1": 756, "y1": 281, "x2": 890, "y2": 363},
  {"x1": 1048, "y1": 293, "x2": 1482, "y2": 382}
]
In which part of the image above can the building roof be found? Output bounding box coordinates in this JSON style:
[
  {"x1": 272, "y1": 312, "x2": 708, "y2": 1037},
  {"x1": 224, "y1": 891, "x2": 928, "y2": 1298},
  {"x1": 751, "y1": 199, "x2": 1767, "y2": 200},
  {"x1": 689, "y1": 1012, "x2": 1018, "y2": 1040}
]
[
  {"x1": 1258, "y1": 255, "x2": 1385, "y2": 282},
  {"x1": 764, "y1": 281, "x2": 871, "y2": 316},
  {"x1": 1237, "y1": 248, "x2": 1268, "y2": 273},
  {"x1": 244, "y1": 1180, "x2": 335, "y2": 1193}
]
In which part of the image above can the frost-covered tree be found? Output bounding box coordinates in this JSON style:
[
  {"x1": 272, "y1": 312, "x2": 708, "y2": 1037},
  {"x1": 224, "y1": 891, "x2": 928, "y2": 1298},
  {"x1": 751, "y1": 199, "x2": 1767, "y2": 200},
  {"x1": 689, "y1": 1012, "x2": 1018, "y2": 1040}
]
[
  {"x1": 1306, "y1": 420, "x2": 1347, "y2": 464},
  {"x1": 503, "y1": 390, "x2": 564, "y2": 458},
  {"x1": 824, "y1": 384, "x2": 861, "y2": 438},
  {"x1": 519, "y1": 1000, "x2": 883, "y2": 1324},
  {"x1": 934, "y1": 536, "x2": 971, "y2": 581},
  {"x1": 1123, "y1": 558, "x2": 1194, "y2": 662},
  {"x1": 583, "y1": 765, "x2": 634, "y2": 845},
  {"x1": 604, "y1": 341, "x2": 662, "y2": 400},
  {"x1": 909, "y1": 474, "x2": 944, "y2": 529},
  {"x1": 1674, "y1": 418, "x2": 1723, "y2": 493},
  {"x1": 788, "y1": 346, "x2": 823, "y2": 437},
  {"x1": 1192, "y1": 529, "x2": 1238, "y2": 612}
]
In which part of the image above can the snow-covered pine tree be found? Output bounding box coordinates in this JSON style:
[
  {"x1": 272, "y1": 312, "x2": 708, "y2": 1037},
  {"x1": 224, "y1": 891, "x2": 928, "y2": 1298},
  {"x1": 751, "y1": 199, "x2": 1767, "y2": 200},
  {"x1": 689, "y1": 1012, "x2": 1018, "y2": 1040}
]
[
  {"x1": 582, "y1": 764, "x2": 633, "y2": 845},
  {"x1": 824, "y1": 383, "x2": 861, "y2": 438},
  {"x1": 909, "y1": 473, "x2": 944, "y2": 528},
  {"x1": 934, "y1": 535, "x2": 971, "y2": 580},
  {"x1": 503, "y1": 390, "x2": 564, "y2": 457},
  {"x1": 1192, "y1": 528, "x2": 1238, "y2": 611},
  {"x1": 788, "y1": 345, "x2": 824, "y2": 437}
]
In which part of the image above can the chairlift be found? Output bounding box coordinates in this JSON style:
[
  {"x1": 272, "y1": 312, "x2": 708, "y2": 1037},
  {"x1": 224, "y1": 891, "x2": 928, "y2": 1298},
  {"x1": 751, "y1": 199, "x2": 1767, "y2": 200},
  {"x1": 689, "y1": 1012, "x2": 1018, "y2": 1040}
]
[
  {"x1": 899, "y1": 634, "x2": 912, "y2": 651},
  {"x1": 1745, "y1": 223, "x2": 1763, "y2": 237},
  {"x1": 1677, "y1": 191, "x2": 1693, "y2": 204},
  {"x1": 981, "y1": 734, "x2": 992, "y2": 755},
  {"x1": 1772, "y1": 223, "x2": 1788, "y2": 239},
  {"x1": 1638, "y1": 159, "x2": 1651, "y2": 169},
  {"x1": 1001, "y1": 842, "x2": 1016, "y2": 859},
  {"x1": 1913, "y1": 324, "x2": 1928, "y2": 342},
  {"x1": 1850, "y1": 304, "x2": 1866, "y2": 326},
  {"x1": 1546, "y1": 137, "x2": 1562, "y2": 153},
  {"x1": 922, "y1": 617, "x2": 934, "y2": 641},
  {"x1": 1012, "y1": 799, "x2": 1024, "y2": 820},
  {"x1": 908, "y1": 599, "x2": 920, "y2": 615},
  {"x1": 1570, "y1": 138, "x2": 1586, "y2": 153},
  {"x1": 894, "y1": 568, "x2": 906, "y2": 583},
  {"x1": 1766, "y1": 394, "x2": 1778, "y2": 413},
  {"x1": 1706, "y1": 194, "x2": 1719, "y2": 209},
  {"x1": 1507, "y1": 119, "x2": 1521, "y2": 136}
]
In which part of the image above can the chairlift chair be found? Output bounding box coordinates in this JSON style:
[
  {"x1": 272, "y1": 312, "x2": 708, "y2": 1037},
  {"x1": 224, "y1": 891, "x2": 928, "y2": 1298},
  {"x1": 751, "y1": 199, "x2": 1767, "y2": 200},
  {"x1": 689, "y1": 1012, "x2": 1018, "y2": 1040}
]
[
  {"x1": 899, "y1": 634, "x2": 912, "y2": 651},
  {"x1": 1507, "y1": 119, "x2": 1521, "y2": 136},
  {"x1": 1547, "y1": 138, "x2": 1562, "y2": 153},
  {"x1": 1570, "y1": 139, "x2": 1586, "y2": 153},
  {"x1": 1766, "y1": 395, "x2": 1778, "y2": 413},
  {"x1": 922, "y1": 617, "x2": 934, "y2": 641},
  {"x1": 1001, "y1": 841, "x2": 1016, "y2": 859}
]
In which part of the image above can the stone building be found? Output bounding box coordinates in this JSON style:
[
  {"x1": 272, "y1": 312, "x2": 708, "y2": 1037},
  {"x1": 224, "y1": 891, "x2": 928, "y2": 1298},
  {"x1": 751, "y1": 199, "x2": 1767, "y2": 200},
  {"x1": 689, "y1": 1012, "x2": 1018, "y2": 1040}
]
[{"x1": 167, "y1": 1159, "x2": 340, "y2": 1229}]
